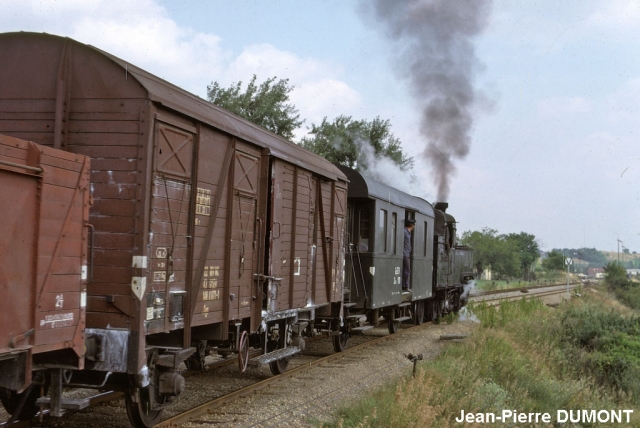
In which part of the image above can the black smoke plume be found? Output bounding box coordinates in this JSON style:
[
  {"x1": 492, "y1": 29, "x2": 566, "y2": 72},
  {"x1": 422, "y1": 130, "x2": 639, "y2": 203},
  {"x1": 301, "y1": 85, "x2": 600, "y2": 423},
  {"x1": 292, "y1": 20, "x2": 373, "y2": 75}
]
[{"x1": 361, "y1": 0, "x2": 493, "y2": 201}]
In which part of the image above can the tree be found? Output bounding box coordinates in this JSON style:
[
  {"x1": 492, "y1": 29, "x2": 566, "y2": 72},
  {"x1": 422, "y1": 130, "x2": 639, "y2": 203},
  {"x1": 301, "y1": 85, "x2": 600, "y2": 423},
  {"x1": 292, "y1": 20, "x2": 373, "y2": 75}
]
[
  {"x1": 603, "y1": 261, "x2": 631, "y2": 289},
  {"x1": 504, "y1": 232, "x2": 540, "y2": 280},
  {"x1": 558, "y1": 247, "x2": 607, "y2": 268},
  {"x1": 300, "y1": 115, "x2": 413, "y2": 171},
  {"x1": 459, "y1": 228, "x2": 521, "y2": 279},
  {"x1": 542, "y1": 250, "x2": 565, "y2": 271},
  {"x1": 207, "y1": 75, "x2": 303, "y2": 140}
]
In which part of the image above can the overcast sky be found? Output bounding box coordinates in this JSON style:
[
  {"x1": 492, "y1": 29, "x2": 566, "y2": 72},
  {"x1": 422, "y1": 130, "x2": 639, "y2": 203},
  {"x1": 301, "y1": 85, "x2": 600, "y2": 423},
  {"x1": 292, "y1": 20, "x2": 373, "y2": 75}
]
[{"x1": 2, "y1": 0, "x2": 639, "y2": 253}]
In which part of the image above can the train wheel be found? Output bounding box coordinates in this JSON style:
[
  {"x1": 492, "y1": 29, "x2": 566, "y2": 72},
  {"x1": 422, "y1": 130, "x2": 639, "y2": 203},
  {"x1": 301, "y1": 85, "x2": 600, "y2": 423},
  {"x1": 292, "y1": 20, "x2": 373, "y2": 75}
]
[
  {"x1": 125, "y1": 351, "x2": 167, "y2": 428},
  {"x1": 186, "y1": 340, "x2": 207, "y2": 372},
  {"x1": 366, "y1": 308, "x2": 380, "y2": 327},
  {"x1": 0, "y1": 384, "x2": 43, "y2": 420},
  {"x1": 388, "y1": 319, "x2": 399, "y2": 334},
  {"x1": 124, "y1": 385, "x2": 165, "y2": 428},
  {"x1": 269, "y1": 358, "x2": 289, "y2": 375},
  {"x1": 413, "y1": 301, "x2": 425, "y2": 325},
  {"x1": 430, "y1": 300, "x2": 441, "y2": 322},
  {"x1": 453, "y1": 292, "x2": 462, "y2": 313},
  {"x1": 332, "y1": 320, "x2": 349, "y2": 353},
  {"x1": 332, "y1": 331, "x2": 349, "y2": 352},
  {"x1": 268, "y1": 321, "x2": 289, "y2": 375},
  {"x1": 387, "y1": 307, "x2": 399, "y2": 334},
  {"x1": 238, "y1": 331, "x2": 250, "y2": 373}
]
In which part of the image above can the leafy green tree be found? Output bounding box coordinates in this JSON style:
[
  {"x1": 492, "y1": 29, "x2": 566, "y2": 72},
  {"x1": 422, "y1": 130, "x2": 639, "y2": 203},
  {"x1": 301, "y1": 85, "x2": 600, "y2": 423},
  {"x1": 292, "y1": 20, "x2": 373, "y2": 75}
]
[
  {"x1": 504, "y1": 232, "x2": 540, "y2": 280},
  {"x1": 207, "y1": 75, "x2": 303, "y2": 140},
  {"x1": 459, "y1": 228, "x2": 521, "y2": 280},
  {"x1": 491, "y1": 238, "x2": 521, "y2": 279},
  {"x1": 459, "y1": 228, "x2": 495, "y2": 277},
  {"x1": 542, "y1": 250, "x2": 565, "y2": 271},
  {"x1": 300, "y1": 115, "x2": 413, "y2": 171},
  {"x1": 603, "y1": 261, "x2": 632, "y2": 289}
]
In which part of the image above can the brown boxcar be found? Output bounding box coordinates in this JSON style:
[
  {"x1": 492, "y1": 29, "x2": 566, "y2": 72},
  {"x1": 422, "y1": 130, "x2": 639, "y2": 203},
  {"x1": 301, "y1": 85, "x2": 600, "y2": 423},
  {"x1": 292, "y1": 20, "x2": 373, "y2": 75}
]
[
  {"x1": 0, "y1": 134, "x2": 90, "y2": 420},
  {"x1": 0, "y1": 32, "x2": 347, "y2": 427}
]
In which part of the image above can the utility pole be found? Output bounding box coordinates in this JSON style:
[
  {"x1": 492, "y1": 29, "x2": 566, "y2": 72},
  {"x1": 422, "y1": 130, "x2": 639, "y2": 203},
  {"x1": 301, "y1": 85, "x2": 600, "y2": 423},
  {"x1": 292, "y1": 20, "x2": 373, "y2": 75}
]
[{"x1": 618, "y1": 238, "x2": 624, "y2": 265}]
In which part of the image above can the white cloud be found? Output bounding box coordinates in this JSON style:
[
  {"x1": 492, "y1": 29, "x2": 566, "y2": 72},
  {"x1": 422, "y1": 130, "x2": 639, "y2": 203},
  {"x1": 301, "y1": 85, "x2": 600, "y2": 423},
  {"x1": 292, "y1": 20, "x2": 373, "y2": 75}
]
[
  {"x1": 291, "y1": 79, "x2": 361, "y2": 127},
  {"x1": 224, "y1": 43, "x2": 362, "y2": 138},
  {"x1": 0, "y1": 0, "x2": 362, "y2": 112},
  {"x1": 225, "y1": 44, "x2": 332, "y2": 83},
  {"x1": 0, "y1": 0, "x2": 228, "y2": 96}
]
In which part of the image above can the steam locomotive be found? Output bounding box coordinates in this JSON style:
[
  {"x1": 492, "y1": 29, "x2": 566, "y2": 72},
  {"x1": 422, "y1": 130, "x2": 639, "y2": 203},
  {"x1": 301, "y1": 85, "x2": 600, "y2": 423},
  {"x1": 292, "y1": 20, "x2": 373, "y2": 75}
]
[{"x1": 0, "y1": 32, "x2": 473, "y2": 427}]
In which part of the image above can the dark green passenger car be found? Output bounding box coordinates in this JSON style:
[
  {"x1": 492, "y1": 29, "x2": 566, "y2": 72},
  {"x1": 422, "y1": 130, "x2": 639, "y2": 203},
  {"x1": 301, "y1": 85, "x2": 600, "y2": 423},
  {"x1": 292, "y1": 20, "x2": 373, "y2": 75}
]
[{"x1": 338, "y1": 166, "x2": 474, "y2": 338}]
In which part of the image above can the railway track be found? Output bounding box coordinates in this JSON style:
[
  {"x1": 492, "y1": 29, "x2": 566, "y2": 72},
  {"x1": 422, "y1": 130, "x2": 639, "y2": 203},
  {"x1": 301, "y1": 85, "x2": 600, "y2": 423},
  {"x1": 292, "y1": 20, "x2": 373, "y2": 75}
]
[
  {"x1": 155, "y1": 325, "x2": 425, "y2": 427},
  {"x1": 471, "y1": 282, "x2": 582, "y2": 305},
  {"x1": 470, "y1": 281, "x2": 582, "y2": 297},
  {"x1": 1, "y1": 282, "x2": 578, "y2": 428},
  {"x1": 153, "y1": 282, "x2": 580, "y2": 427}
]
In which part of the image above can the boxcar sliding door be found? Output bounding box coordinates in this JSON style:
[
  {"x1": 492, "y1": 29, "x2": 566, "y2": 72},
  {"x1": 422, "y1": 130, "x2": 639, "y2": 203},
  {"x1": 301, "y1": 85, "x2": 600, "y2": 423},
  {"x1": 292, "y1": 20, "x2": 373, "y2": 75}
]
[
  {"x1": 146, "y1": 121, "x2": 194, "y2": 332},
  {"x1": 225, "y1": 145, "x2": 261, "y2": 322}
]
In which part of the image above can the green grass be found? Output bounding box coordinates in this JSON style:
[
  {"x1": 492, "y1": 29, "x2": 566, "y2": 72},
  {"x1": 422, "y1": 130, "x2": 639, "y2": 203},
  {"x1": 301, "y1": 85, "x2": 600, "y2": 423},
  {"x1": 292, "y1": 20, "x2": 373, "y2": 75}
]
[{"x1": 321, "y1": 295, "x2": 640, "y2": 428}]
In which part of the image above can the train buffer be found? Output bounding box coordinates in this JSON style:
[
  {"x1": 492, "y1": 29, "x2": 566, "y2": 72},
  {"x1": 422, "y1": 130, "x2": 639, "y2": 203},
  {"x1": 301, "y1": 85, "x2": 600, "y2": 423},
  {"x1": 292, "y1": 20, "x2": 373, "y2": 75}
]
[{"x1": 249, "y1": 346, "x2": 302, "y2": 367}]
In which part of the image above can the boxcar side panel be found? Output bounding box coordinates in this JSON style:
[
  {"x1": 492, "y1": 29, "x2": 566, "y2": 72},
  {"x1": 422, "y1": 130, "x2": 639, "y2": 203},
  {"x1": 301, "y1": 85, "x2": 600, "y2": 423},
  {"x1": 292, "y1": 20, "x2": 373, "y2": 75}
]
[{"x1": 0, "y1": 135, "x2": 89, "y2": 391}]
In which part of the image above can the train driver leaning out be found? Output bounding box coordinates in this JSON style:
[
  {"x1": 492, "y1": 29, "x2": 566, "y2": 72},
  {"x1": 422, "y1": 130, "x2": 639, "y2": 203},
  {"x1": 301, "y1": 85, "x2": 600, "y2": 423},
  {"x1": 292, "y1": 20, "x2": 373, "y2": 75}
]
[{"x1": 403, "y1": 218, "x2": 416, "y2": 291}]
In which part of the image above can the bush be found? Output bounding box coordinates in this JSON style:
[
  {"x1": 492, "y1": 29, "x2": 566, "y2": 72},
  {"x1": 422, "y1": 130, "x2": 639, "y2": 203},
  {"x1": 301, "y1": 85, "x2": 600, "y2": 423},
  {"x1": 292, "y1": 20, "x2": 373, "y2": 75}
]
[
  {"x1": 557, "y1": 303, "x2": 640, "y2": 398},
  {"x1": 604, "y1": 261, "x2": 633, "y2": 289},
  {"x1": 614, "y1": 286, "x2": 640, "y2": 310}
]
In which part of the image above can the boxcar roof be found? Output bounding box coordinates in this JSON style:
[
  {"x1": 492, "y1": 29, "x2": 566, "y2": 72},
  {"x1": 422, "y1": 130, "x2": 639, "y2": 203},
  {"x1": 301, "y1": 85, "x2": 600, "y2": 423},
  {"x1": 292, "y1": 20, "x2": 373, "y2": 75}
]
[
  {"x1": 337, "y1": 165, "x2": 434, "y2": 217},
  {"x1": 5, "y1": 32, "x2": 346, "y2": 182}
]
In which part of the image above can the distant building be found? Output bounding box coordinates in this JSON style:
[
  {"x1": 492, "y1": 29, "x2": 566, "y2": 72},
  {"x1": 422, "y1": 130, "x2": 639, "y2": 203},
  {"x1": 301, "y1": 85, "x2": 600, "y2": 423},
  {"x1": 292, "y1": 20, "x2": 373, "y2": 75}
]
[
  {"x1": 627, "y1": 269, "x2": 640, "y2": 277},
  {"x1": 588, "y1": 267, "x2": 605, "y2": 279}
]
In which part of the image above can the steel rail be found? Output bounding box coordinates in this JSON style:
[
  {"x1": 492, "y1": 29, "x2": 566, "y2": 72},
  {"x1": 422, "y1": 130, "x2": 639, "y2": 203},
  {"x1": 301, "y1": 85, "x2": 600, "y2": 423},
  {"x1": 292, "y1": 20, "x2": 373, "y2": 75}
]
[
  {"x1": 154, "y1": 323, "x2": 428, "y2": 427},
  {"x1": 156, "y1": 282, "x2": 581, "y2": 427},
  {"x1": 471, "y1": 284, "x2": 581, "y2": 305},
  {"x1": 1, "y1": 283, "x2": 577, "y2": 428},
  {"x1": 470, "y1": 281, "x2": 582, "y2": 297}
]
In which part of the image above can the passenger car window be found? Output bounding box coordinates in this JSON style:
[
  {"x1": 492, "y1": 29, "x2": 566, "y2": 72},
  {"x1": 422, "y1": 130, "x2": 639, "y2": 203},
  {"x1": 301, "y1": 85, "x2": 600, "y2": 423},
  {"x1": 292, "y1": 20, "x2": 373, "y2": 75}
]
[
  {"x1": 379, "y1": 209, "x2": 388, "y2": 252},
  {"x1": 358, "y1": 207, "x2": 370, "y2": 252}
]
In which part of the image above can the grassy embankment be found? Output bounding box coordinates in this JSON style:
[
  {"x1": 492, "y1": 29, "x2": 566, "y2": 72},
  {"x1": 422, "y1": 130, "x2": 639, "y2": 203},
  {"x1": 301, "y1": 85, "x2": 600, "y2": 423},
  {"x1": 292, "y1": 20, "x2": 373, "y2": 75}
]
[{"x1": 322, "y1": 288, "x2": 640, "y2": 427}]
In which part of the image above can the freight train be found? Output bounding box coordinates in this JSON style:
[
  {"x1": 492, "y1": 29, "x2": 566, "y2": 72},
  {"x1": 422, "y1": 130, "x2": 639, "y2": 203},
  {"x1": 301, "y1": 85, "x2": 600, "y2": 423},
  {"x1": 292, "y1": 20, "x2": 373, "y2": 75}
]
[{"x1": 0, "y1": 32, "x2": 473, "y2": 427}]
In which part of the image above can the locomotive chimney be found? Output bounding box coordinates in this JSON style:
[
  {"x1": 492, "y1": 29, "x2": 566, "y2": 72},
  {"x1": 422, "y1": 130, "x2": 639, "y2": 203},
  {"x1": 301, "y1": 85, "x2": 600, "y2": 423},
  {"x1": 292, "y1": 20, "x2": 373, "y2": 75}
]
[{"x1": 435, "y1": 202, "x2": 448, "y2": 213}]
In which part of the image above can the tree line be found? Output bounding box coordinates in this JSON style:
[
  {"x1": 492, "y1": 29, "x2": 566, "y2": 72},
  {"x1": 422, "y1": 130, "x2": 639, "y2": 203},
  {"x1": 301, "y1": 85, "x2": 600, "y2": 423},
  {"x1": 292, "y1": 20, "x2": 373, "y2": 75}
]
[
  {"x1": 458, "y1": 229, "x2": 539, "y2": 280},
  {"x1": 206, "y1": 76, "x2": 639, "y2": 279},
  {"x1": 207, "y1": 75, "x2": 413, "y2": 172}
]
